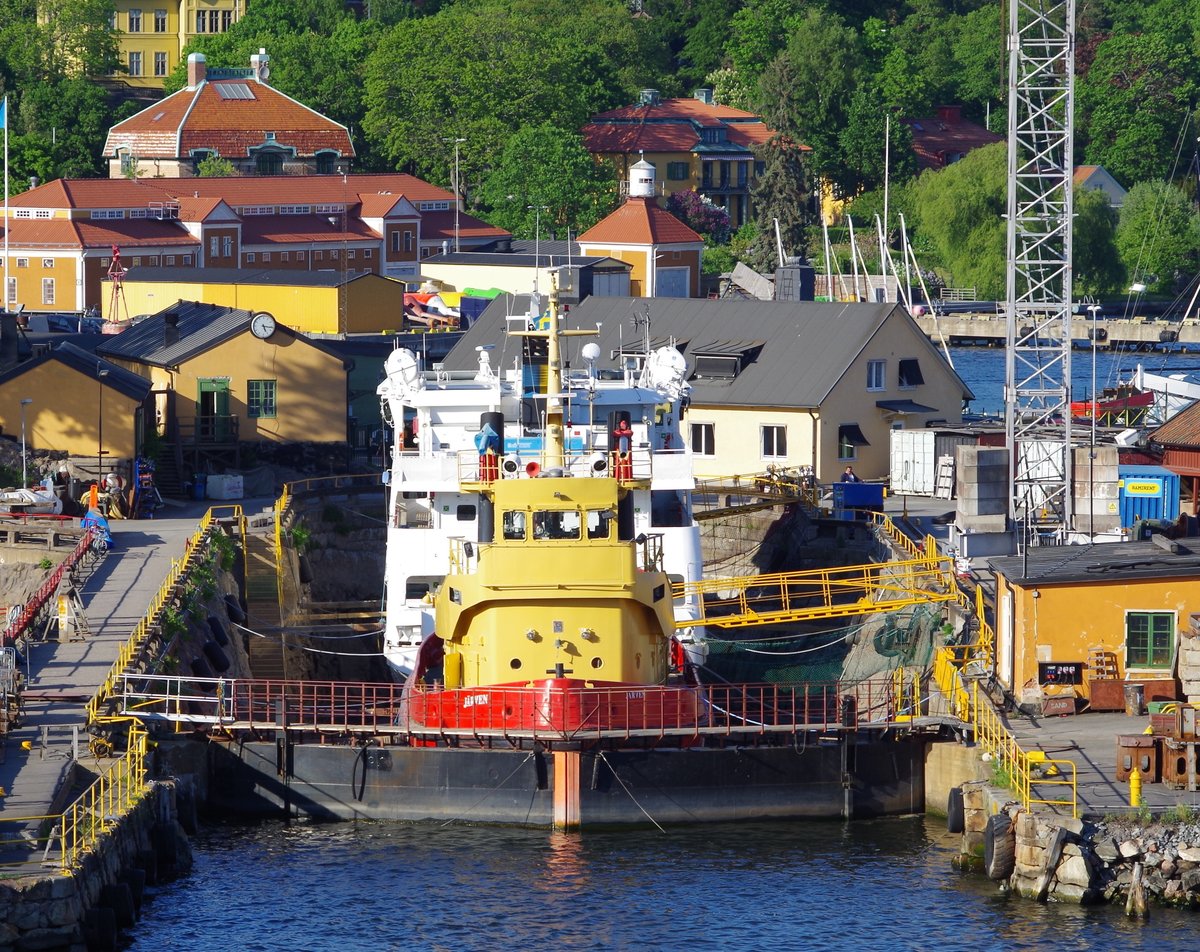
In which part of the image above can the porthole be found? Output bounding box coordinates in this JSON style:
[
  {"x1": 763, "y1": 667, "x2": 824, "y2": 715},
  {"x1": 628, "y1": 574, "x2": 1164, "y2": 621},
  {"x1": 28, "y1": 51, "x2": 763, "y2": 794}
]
[
  {"x1": 591, "y1": 657, "x2": 603, "y2": 669},
  {"x1": 510, "y1": 658, "x2": 522, "y2": 669}
]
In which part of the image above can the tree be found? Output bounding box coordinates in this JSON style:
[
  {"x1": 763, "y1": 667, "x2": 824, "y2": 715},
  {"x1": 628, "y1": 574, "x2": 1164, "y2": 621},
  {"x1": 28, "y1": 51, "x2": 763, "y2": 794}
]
[
  {"x1": 908, "y1": 142, "x2": 1007, "y2": 298},
  {"x1": 744, "y1": 135, "x2": 810, "y2": 273},
  {"x1": 666, "y1": 189, "x2": 730, "y2": 243},
  {"x1": 197, "y1": 155, "x2": 236, "y2": 177},
  {"x1": 1077, "y1": 32, "x2": 1198, "y2": 184},
  {"x1": 1115, "y1": 181, "x2": 1200, "y2": 294},
  {"x1": 757, "y1": 10, "x2": 861, "y2": 194},
  {"x1": 477, "y1": 124, "x2": 617, "y2": 238},
  {"x1": 837, "y1": 89, "x2": 917, "y2": 196},
  {"x1": 362, "y1": 0, "x2": 636, "y2": 191},
  {"x1": 1073, "y1": 187, "x2": 1124, "y2": 297}
]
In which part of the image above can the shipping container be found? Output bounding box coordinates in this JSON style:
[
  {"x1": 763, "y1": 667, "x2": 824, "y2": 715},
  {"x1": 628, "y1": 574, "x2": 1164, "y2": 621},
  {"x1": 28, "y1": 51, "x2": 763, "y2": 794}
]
[
  {"x1": 889, "y1": 429, "x2": 977, "y2": 495},
  {"x1": 1117, "y1": 465, "x2": 1181, "y2": 528}
]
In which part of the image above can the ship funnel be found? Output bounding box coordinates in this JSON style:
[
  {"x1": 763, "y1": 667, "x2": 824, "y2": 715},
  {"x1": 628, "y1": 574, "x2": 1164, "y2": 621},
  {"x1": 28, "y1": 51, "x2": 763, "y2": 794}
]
[{"x1": 526, "y1": 461, "x2": 542, "y2": 478}]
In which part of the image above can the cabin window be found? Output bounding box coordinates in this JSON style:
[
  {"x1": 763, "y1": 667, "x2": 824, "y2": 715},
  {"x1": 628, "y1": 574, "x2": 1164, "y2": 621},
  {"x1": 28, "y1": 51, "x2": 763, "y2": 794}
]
[
  {"x1": 587, "y1": 509, "x2": 614, "y2": 539},
  {"x1": 533, "y1": 511, "x2": 579, "y2": 540},
  {"x1": 503, "y1": 511, "x2": 526, "y2": 540},
  {"x1": 456, "y1": 504, "x2": 476, "y2": 521},
  {"x1": 1126, "y1": 611, "x2": 1174, "y2": 669},
  {"x1": 405, "y1": 576, "x2": 441, "y2": 599}
]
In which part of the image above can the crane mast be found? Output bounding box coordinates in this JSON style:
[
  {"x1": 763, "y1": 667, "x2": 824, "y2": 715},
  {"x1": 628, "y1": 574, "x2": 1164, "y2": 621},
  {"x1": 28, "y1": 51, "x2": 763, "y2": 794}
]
[{"x1": 1004, "y1": 0, "x2": 1076, "y2": 541}]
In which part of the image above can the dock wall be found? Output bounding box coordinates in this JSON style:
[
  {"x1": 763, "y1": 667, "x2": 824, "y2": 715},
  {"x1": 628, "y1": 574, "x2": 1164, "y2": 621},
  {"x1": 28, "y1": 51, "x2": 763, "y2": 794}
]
[{"x1": 0, "y1": 781, "x2": 192, "y2": 952}]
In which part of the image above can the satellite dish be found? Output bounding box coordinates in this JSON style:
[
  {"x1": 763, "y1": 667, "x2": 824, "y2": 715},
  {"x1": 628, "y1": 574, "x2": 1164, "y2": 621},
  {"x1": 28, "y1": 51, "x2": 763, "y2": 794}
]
[
  {"x1": 259, "y1": 64, "x2": 270, "y2": 80},
  {"x1": 581, "y1": 342, "x2": 601, "y2": 363}
]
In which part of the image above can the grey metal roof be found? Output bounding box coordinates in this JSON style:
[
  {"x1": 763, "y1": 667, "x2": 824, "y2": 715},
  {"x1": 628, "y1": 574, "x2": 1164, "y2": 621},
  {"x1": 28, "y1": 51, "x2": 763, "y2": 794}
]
[
  {"x1": 119, "y1": 266, "x2": 375, "y2": 288},
  {"x1": 876, "y1": 399, "x2": 938, "y2": 413},
  {"x1": 477, "y1": 239, "x2": 583, "y2": 257},
  {"x1": 442, "y1": 296, "x2": 973, "y2": 409},
  {"x1": 95, "y1": 301, "x2": 255, "y2": 367},
  {"x1": 0, "y1": 340, "x2": 151, "y2": 401},
  {"x1": 990, "y1": 539, "x2": 1200, "y2": 586}
]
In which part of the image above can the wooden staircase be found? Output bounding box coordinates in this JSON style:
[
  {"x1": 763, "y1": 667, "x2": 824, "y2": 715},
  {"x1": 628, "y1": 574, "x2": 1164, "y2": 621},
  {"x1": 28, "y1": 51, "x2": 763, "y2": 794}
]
[
  {"x1": 153, "y1": 444, "x2": 186, "y2": 498},
  {"x1": 245, "y1": 529, "x2": 286, "y2": 680}
]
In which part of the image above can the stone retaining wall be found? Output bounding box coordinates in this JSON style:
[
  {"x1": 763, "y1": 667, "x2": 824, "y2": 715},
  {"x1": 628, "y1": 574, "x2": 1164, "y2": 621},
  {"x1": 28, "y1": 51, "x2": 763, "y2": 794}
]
[{"x1": 0, "y1": 779, "x2": 193, "y2": 951}]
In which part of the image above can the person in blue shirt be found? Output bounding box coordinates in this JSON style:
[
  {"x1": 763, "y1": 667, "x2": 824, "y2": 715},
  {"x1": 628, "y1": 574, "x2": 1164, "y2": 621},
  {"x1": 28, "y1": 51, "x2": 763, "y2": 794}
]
[{"x1": 841, "y1": 465, "x2": 861, "y2": 483}]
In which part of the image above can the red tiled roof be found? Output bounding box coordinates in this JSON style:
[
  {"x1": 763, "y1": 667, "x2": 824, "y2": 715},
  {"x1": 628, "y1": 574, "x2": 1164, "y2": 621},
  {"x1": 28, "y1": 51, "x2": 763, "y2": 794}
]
[
  {"x1": 240, "y1": 214, "x2": 381, "y2": 244},
  {"x1": 104, "y1": 78, "x2": 354, "y2": 160},
  {"x1": 576, "y1": 197, "x2": 702, "y2": 245},
  {"x1": 1150, "y1": 401, "x2": 1200, "y2": 448},
  {"x1": 1, "y1": 218, "x2": 197, "y2": 249},
  {"x1": 1074, "y1": 165, "x2": 1099, "y2": 184},
  {"x1": 360, "y1": 193, "x2": 415, "y2": 217},
  {"x1": 10, "y1": 174, "x2": 457, "y2": 210},
  {"x1": 583, "y1": 97, "x2": 782, "y2": 156},
  {"x1": 903, "y1": 106, "x2": 1002, "y2": 170},
  {"x1": 420, "y1": 210, "x2": 510, "y2": 241},
  {"x1": 173, "y1": 196, "x2": 228, "y2": 221}
]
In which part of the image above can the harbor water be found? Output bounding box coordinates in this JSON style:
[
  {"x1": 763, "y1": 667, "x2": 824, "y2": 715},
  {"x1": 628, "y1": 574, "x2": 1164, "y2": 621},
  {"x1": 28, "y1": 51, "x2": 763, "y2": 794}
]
[{"x1": 125, "y1": 817, "x2": 1198, "y2": 950}]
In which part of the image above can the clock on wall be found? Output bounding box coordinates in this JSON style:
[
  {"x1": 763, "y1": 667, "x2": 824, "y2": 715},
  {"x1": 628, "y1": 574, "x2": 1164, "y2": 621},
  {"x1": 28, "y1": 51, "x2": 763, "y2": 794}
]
[{"x1": 250, "y1": 312, "x2": 277, "y2": 339}]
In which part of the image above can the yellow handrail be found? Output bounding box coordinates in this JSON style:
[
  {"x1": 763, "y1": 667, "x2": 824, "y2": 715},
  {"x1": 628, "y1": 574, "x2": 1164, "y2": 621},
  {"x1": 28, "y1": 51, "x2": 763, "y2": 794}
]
[{"x1": 0, "y1": 729, "x2": 148, "y2": 871}]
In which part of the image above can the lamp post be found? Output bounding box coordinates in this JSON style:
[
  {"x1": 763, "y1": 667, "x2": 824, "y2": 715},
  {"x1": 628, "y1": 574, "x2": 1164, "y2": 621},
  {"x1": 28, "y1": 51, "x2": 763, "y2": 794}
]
[
  {"x1": 97, "y1": 366, "x2": 109, "y2": 484},
  {"x1": 444, "y1": 137, "x2": 466, "y2": 252},
  {"x1": 1087, "y1": 303, "x2": 1102, "y2": 537},
  {"x1": 19, "y1": 398, "x2": 32, "y2": 487}
]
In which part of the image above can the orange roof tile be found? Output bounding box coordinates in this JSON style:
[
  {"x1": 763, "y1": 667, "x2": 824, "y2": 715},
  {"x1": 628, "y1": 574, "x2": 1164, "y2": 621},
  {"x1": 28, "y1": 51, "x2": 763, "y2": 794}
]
[
  {"x1": 241, "y1": 215, "x2": 381, "y2": 244},
  {"x1": 903, "y1": 106, "x2": 1002, "y2": 170},
  {"x1": 592, "y1": 99, "x2": 763, "y2": 122},
  {"x1": 576, "y1": 197, "x2": 702, "y2": 245},
  {"x1": 0, "y1": 218, "x2": 198, "y2": 249},
  {"x1": 104, "y1": 78, "x2": 354, "y2": 161}
]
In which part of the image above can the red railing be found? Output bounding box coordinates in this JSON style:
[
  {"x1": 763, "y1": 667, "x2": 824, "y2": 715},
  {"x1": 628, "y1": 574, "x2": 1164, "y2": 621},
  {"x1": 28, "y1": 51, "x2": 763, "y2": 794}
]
[
  {"x1": 122, "y1": 675, "x2": 903, "y2": 739},
  {"x1": 1, "y1": 525, "x2": 96, "y2": 646}
]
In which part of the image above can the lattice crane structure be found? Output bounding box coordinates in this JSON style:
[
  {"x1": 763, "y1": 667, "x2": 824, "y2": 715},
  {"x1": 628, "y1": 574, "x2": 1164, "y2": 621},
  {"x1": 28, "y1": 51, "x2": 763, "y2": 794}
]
[{"x1": 1004, "y1": 0, "x2": 1076, "y2": 540}]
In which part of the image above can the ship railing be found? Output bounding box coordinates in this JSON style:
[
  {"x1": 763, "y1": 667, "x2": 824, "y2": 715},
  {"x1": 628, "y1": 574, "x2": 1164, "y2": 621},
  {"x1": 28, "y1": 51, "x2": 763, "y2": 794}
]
[
  {"x1": 445, "y1": 531, "x2": 665, "y2": 574},
  {"x1": 2, "y1": 524, "x2": 98, "y2": 648},
  {"x1": 112, "y1": 675, "x2": 913, "y2": 738},
  {"x1": 454, "y1": 446, "x2": 657, "y2": 484}
]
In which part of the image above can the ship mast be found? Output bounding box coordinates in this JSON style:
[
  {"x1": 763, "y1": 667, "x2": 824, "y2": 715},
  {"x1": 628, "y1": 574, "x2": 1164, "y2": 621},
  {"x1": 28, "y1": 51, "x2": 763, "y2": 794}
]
[{"x1": 511, "y1": 275, "x2": 596, "y2": 470}]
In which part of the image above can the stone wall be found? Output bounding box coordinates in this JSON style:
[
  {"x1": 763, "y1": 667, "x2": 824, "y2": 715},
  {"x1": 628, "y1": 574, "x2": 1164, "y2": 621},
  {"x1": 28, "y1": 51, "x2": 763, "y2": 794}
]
[{"x1": 0, "y1": 780, "x2": 192, "y2": 952}]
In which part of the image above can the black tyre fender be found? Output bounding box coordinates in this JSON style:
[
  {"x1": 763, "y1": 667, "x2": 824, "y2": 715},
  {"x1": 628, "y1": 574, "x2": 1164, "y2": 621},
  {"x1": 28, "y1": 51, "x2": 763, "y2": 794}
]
[
  {"x1": 984, "y1": 812, "x2": 1016, "y2": 880},
  {"x1": 947, "y1": 785, "x2": 965, "y2": 834}
]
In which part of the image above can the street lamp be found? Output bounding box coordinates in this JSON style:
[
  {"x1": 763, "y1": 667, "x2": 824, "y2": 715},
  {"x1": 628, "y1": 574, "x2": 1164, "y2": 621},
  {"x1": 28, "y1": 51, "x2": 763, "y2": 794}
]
[
  {"x1": 19, "y1": 398, "x2": 32, "y2": 487},
  {"x1": 1086, "y1": 303, "x2": 1102, "y2": 537},
  {"x1": 97, "y1": 366, "x2": 109, "y2": 484},
  {"x1": 444, "y1": 137, "x2": 466, "y2": 253}
]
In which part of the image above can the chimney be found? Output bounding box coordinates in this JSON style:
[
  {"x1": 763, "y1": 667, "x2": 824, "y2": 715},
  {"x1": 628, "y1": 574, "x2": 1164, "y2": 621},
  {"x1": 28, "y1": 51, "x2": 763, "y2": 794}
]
[
  {"x1": 163, "y1": 311, "x2": 179, "y2": 348},
  {"x1": 250, "y1": 48, "x2": 270, "y2": 84},
  {"x1": 936, "y1": 104, "x2": 962, "y2": 123},
  {"x1": 29, "y1": 176, "x2": 38, "y2": 189},
  {"x1": 693, "y1": 88, "x2": 714, "y2": 105},
  {"x1": 187, "y1": 53, "x2": 206, "y2": 89}
]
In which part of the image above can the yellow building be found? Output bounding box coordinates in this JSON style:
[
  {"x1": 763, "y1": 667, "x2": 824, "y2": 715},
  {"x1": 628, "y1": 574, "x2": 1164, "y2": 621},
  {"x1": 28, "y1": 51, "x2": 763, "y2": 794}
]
[
  {"x1": 0, "y1": 343, "x2": 152, "y2": 466},
  {"x1": 106, "y1": 267, "x2": 410, "y2": 334},
  {"x1": 583, "y1": 90, "x2": 789, "y2": 229},
  {"x1": 112, "y1": 0, "x2": 243, "y2": 89},
  {"x1": 991, "y1": 541, "x2": 1200, "y2": 705}
]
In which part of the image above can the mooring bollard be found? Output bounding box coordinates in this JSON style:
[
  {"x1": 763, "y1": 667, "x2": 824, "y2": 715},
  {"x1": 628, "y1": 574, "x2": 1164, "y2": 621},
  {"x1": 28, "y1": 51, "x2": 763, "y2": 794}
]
[{"x1": 1129, "y1": 765, "x2": 1142, "y2": 808}]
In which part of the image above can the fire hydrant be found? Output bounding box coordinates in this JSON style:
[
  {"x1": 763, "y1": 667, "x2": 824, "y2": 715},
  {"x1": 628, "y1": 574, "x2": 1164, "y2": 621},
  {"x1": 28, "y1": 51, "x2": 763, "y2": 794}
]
[{"x1": 1129, "y1": 765, "x2": 1142, "y2": 808}]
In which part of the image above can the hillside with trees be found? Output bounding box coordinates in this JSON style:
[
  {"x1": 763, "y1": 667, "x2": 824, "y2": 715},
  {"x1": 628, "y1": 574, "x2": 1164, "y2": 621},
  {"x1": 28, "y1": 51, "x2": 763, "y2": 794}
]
[{"x1": 1, "y1": 0, "x2": 1198, "y2": 298}]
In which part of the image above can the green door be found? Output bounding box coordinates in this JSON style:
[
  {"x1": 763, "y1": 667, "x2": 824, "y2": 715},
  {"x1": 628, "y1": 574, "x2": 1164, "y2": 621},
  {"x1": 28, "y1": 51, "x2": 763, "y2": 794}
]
[{"x1": 197, "y1": 378, "x2": 231, "y2": 441}]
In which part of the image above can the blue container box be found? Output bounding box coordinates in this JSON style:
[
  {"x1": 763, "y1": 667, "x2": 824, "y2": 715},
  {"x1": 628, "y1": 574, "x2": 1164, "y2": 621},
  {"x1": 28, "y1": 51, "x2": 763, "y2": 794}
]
[
  {"x1": 1118, "y1": 465, "x2": 1180, "y2": 527},
  {"x1": 832, "y1": 483, "x2": 885, "y2": 520}
]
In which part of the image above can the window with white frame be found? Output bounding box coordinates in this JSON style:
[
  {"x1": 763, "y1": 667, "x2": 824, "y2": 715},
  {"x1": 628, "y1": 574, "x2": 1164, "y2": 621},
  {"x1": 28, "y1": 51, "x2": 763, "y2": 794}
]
[
  {"x1": 279, "y1": 205, "x2": 311, "y2": 215},
  {"x1": 280, "y1": 252, "x2": 289, "y2": 262},
  {"x1": 246, "y1": 253, "x2": 256, "y2": 263},
  {"x1": 690, "y1": 422, "x2": 715, "y2": 456},
  {"x1": 35, "y1": 210, "x2": 51, "y2": 219},
  {"x1": 262, "y1": 252, "x2": 271, "y2": 262},
  {"x1": 16, "y1": 258, "x2": 28, "y2": 268},
  {"x1": 166, "y1": 256, "x2": 176, "y2": 265},
  {"x1": 183, "y1": 255, "x2": 193, "y2": 265},
  {"x1": 41, "y1": 278, "x2": 54, "y2": 305},
  {"x1": 347, "y1": 249, "x2": 356, "y2": 259},
  {"x1": 222, "y1": 236, "x2": 232, "y2": 256},
  {"x1": 128, "y1": 208, "x2": 149, "y2": 219},
  {"x1": 404, "y1": 231, "x2": 413, "y2": 252},
  {"x1": 363, "y1": 249, "x2": 372, "y2": 259},
  {"x1": 128, "y1": 51, "x2": 142, "y2": 76},
  {"x1": 761, "y1": 425, "x2": 787, "y2": 459},
  {"x1": 14, "y1": 209, "x2": 31, "y2": 218},
  {"x1": 391, "y1": 231, "x2": 400, "y2": 253},
  {"x1": 154, "y1": 8, "x2": 167, "y2": 31},
  {"x1": 5, "y1": 277, "x2": 14, "y2": 305},
  {"x1": 867, "y1": 359, "x2": 885, "y2": 391},
  {"x1": 1126, "y1": 611, "x2": 1175, "y2": 669},
  {"x1": 91, "y1": 209, "x2": 125, "y2": 220},
  {"x1": 41, "y1": 258, "x2": 54, "y2": 268},
  {"x1": 128, "y1": 9, "x2": 142, "y2": 31},
  {"x1": 154, "y1": 52, "x2": 167, "y2": 76}
]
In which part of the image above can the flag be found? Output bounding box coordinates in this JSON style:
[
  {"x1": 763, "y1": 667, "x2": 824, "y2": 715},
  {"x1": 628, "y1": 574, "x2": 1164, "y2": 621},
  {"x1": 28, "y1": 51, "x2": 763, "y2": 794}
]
[{"x1": 0, "y1": 95, "x2": 5, "y2": 129}]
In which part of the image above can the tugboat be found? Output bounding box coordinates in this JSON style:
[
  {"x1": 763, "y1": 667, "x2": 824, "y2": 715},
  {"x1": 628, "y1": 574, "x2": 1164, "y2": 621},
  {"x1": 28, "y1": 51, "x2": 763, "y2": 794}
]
[{"x1": 377, "y1": 278, "x2": 706, "y2": 733}]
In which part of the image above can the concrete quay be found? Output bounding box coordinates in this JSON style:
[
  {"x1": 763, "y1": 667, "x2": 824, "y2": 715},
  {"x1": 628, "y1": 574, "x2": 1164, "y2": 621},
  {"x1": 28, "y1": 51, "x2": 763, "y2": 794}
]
[{"x1": 914, "y1": 312, "x2": 1200, "y2": 349}]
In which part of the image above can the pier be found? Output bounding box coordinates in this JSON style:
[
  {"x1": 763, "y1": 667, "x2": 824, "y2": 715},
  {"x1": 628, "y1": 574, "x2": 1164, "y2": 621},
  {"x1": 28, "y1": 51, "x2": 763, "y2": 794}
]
[{"x1": 913, "y1": 312, "x2": 1200, "y2": 349}]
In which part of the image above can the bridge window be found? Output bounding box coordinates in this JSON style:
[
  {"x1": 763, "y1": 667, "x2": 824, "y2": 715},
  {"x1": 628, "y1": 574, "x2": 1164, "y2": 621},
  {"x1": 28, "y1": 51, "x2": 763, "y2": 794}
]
[
  {"x1": 1126, "y1": 611, "x2": 1174, "y2": 669},
  {"x1": 533, "y1": 511, "x2": 579, "y2": 540},
  {"x1": 502, "y1": 511, "x2": 526, "y2": 540},
  {"x1": 587, "y1": 509, "x2": 614, "y2": 539}
]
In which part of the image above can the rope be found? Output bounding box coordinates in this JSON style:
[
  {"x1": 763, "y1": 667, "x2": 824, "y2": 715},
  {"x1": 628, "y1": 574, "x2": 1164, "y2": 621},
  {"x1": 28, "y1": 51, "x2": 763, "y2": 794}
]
[
  {"x1": 439, "y1": 751, "x2": 536, "y2": 828},
  {"x1": 596, "y1": 750, "x2": 665, "y2": 834},
  {"x1": 232, "y1": 622, "x2": 387, "y2": 657}
]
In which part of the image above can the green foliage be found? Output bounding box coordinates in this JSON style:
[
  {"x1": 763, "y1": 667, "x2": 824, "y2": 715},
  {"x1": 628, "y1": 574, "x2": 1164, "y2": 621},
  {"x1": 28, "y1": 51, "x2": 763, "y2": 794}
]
[
  {"x1": 908, "y1": 142, "x2": 1007, "y2": 298},
  {"x1": 990, "y1": 756, "x2": 1015, "y2": 791},
  {"x1": 0, "y1": 464, "x2": 18, "y2": 488},
  {"x1": 210, "y1": 529, "x2": 236, "y2": 572},
  {"x1": 362, "y1": 0, "x2": 637, "y2": 190},
  {"x1": 291, "y1": 523, "x2": 311, "y2": 553},
  {"x1": 161, "y1": 604, "x2": 187, "y2": 640},
  {"x1": 1163, "y1": 802, "x2": 1198, "y2": 824},
  {"x1": 197, "y1": 155, "x2": 236, "y2": 178},
  {"x1": 748, "y1": 137, "x2": 810, "y2": 271},
  {"x1": 1074, "y1": 187, "x2": 1125, "y2": 297},
  {"x1": 38, "y1": 556, "x2": 53, "y2": 570},
  {"x1": 1115, "y1": 181, "x2": 1200, "y2": 294},
  {"x1": 477, "y1": 123, "x2": 617, "y2": 237}
]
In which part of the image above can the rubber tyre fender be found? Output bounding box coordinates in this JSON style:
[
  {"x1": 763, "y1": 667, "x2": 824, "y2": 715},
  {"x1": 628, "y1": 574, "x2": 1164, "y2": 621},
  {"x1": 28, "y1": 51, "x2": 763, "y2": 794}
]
[
  {"x1": 946, "y1": 785, "x2": 965, "y2": 834},
  {"x1": 298, "y1": 554, "x2": 314, "y2": 584},
  {"x1": 983, "y1": 813, "x2": 1016, "y2": 880},
  {"x1": 223, "y1": 593, "x2": 246, "y2": 624},
  {"x1": 84, "y1": 906, "x2": 118, "y2": 952},
  {"x1": 203, "y1": 639, "x2": 231, "y2": 673},
  {"x1": 207, "y1": 614, "x2": 230, "y2": 647}
]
